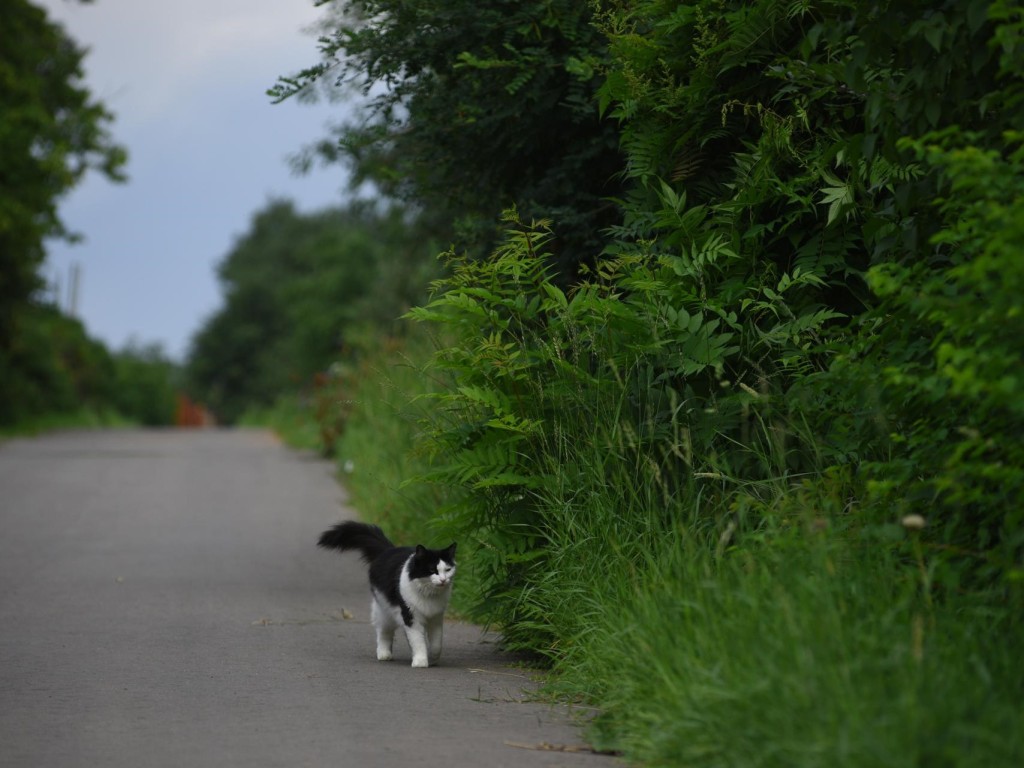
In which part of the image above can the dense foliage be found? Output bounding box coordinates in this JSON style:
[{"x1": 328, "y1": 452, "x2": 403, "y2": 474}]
[
  {"x1": 271, "y1": 0, "x2": 623, "y2": 277},
  {"x1": 0, "y1": 303, "x2": 178, "y2": 431},
  {"x1": 0, "y1": 304, "x2": 115, "y2": 426},
  {"x1": 243, "y1": 1, "x2": 1024, "y2": 764},
  {"x1": 390, "y1": 0, "x2": 1023, "y2": 621}
]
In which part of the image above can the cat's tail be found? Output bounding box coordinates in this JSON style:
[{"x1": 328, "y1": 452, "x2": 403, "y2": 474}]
[{"x1": 317, "y1": 521, "x2": 395, "y2": 564}]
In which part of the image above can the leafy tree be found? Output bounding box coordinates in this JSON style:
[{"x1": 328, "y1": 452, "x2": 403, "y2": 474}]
[
  {"x1": 0, "y1": 0, "x2": 127, "y2": 427},
  {"x1": 111, "y1": 342, "x2": 178, "y2": 427},
  {"x1": 0, "y1": 0, "x2": 126, "y2": 347},
  {"x1": 271, "y1": 0, "x2": 623, "y2": 278},
  {"x1": 185, "y1": 200, "x2": 425, "y2": 423}
]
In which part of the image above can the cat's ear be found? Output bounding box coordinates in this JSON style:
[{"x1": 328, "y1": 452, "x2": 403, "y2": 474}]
[
  {"x1": 446, "y1": 542, "x2": 457, "y2": 557},
  {"x1": 415, "y1": 544, "x2": 427, "y2": 558}
]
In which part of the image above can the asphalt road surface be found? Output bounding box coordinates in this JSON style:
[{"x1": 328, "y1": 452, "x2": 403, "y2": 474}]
[{"x1": 0, "y1": 429, "x2": 616, "y2": 768}]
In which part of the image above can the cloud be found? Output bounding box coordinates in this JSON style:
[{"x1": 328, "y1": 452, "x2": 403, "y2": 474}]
[{"x1": 40, "y1": 0, "x2": 329, "y2": 129}]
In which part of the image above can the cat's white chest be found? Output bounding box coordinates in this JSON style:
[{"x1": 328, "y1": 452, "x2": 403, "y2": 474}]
[{"x1": 399, "y1": 561, "x2": 454, "y2": 620}]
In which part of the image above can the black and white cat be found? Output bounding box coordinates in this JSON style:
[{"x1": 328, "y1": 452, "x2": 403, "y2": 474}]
[{"x1": 317, "y1": 521, "x2": 457, "y2": 668}]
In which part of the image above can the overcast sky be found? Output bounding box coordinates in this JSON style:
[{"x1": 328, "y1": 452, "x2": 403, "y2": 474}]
[{"x1": 38, "y1": 0, "x2": 356, "y2": 361}]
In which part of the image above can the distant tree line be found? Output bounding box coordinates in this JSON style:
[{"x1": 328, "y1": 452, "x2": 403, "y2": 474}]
[
  {"x1": 1, "y1": 301, "x2": 178, "y2": 429},
  {"x1": 184, "y1": 200, "x2": 439, "y2": 423}
]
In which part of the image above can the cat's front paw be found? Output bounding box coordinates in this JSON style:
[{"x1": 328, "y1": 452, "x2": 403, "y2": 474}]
[
  {"x1": 410, "y1": 655, "x2": 430, "y2": 668},
  {"x1": 376, "y1": 649, "x2": 394, "y2": 661}
]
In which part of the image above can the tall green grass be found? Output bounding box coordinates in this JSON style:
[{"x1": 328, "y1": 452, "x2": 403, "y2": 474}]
[
  {"x1": 509, "y1": 361, "x2": 1021, "y2": 765},
  {"x1": 248, "y1": 333, "x2": 1022, "y2": 766},
  {"x1": 531, "y1": 429, "x2": 1023, "y2": 767},
  {"x1": 580, "y1": 540, "x2": 1021, "y2": 767}
]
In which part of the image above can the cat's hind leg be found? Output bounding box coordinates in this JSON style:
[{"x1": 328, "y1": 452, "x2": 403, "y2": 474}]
[{"x1": 370, "y1": 595, "x2": 397, "y2": 661}]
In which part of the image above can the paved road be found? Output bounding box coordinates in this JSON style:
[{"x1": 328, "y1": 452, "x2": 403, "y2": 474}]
[{"x1": 0, "y1": 429, "x2": 614, "y2": 767}]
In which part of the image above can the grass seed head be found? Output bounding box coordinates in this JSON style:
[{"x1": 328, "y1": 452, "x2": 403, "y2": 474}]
[{"x1": 901, "y1": 514, "x2": 926, "y2": 531}]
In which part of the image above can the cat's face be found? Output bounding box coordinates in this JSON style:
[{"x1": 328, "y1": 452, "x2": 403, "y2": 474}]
[
  {"x1": 412, "y1": 543, "x2": 457, "y2": 588},
  {"x1": 432, "y1": 558, "x2": 456, "y2": 588}
]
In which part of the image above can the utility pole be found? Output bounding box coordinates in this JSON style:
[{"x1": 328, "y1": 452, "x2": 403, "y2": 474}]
[
  {"x1": 68, "y1": 262, "x2": 81, "y2": 317},
  {"x1": 52, "y1": 267, "x2": 62, "y2": 310}
]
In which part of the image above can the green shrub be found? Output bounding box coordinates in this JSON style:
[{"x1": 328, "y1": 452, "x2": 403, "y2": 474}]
[
  {"x1": 1, "y1": 304, "x2": 178, "y2": 432},
  {"x1": 0, "y1": 303, "x2": 115, "y2": 427},
  {"x1": 406, "y1": 208, "x2": 840, "y2": 639},
  {"x1": 855, "y1": 130, "x2": 1024, "y2": 592},
  {"x1": 110, "y1": 343, "x2": 178, "y2": 426}
]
